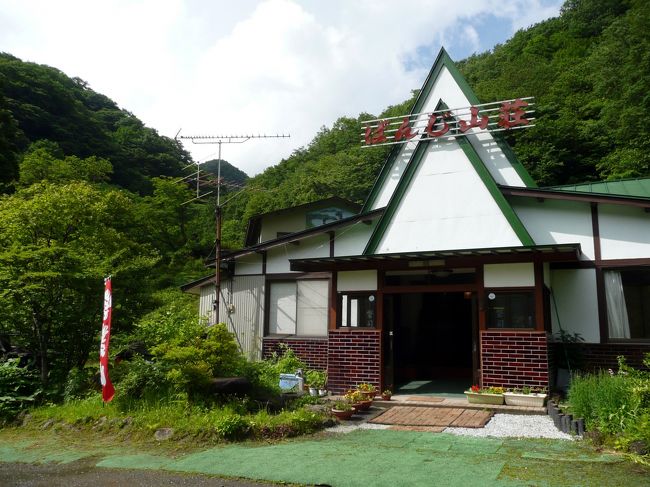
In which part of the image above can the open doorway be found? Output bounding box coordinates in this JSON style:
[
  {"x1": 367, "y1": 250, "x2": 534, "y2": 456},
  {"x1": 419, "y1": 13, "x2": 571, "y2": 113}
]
[{"x1": 383, "y1": 292, "x2": 476, "y2": 396}]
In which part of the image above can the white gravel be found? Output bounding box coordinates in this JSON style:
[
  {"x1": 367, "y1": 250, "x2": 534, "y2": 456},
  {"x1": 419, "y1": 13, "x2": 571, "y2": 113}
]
[
  {"x1": 326, "y1": 412, "x2": 574, "y2": 440},
  {"x1": 444, "y1": 413, "x2": 574, "y2": 440}
]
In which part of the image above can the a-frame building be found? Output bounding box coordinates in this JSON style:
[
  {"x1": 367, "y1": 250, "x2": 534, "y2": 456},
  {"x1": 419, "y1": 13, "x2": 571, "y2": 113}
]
[{"x1": 184, "y1": 48, "x2": 650, "y2": 395}]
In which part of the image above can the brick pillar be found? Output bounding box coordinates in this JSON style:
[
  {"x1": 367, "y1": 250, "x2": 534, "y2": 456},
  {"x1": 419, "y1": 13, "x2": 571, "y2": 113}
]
[
  {"x1": 480, "y1": 330, "x2": 549, "y2": 389},
  {"x1": 327, "y1": 329, "x2": 381, "y2": 394}
]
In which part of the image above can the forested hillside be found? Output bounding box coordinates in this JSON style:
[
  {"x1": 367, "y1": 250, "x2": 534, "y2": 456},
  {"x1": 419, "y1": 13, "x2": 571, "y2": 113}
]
[
  {"x1": 0, "y1": 0, "x2": 648, "y2": 394},
  {"x1": 0, "y1": 52, "x2": 190, "y2": 194}
]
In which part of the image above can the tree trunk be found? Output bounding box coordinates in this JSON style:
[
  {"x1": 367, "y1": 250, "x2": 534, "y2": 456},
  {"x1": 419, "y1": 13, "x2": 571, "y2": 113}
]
[{"x1": 32, "y1": 311, "x2": 49, "y2": 386}]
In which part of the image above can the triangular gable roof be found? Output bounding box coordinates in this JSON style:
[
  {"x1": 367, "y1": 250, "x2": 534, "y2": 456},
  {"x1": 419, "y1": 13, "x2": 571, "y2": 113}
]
[
  {"x1": 362, "y1": 49, "x2": 536, "y2": 254},
  {"x1": 361, "y1": 48, "x2": 536, "y2": 214}
]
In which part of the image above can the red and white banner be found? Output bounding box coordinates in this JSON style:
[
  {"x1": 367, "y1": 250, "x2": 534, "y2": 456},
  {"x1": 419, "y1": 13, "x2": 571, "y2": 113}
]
[{"x1": 99, "y1": 276, "x2": 115, "y2": 402}]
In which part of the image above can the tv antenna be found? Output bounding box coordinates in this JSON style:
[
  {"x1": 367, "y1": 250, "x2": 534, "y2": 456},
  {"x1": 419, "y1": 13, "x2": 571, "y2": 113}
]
[{"x1": 176, "y1": 132, "x2": 290, "y2": 325}]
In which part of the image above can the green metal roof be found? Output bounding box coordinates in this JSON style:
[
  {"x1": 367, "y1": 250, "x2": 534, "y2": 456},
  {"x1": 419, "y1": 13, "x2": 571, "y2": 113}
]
[{"x1": 546, "y1": 178, "x2": 650, "y2": 199}]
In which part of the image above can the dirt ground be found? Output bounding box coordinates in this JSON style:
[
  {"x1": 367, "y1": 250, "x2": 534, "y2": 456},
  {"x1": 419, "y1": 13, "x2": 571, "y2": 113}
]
[{"x1": 0, "y1": 459, "x2": 284, "y2": 487}]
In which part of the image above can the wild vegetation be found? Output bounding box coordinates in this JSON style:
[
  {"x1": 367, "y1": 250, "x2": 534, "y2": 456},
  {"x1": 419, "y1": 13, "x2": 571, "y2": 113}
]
[
  {"x1": 568, "y1": 355, "x2": 650, "y2": 461},
  {"x1": 1, "y1": 0, "x2": 649, "y2": 441}
]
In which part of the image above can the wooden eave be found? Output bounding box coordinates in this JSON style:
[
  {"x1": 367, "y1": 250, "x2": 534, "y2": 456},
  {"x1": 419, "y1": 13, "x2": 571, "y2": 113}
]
[{"x1": 290, "y1": 243, "x2": 582, "y2": 272}]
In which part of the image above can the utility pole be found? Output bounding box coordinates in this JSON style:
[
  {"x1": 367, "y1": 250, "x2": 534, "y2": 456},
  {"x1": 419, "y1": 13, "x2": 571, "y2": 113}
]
[{"x1": 178, "y1": 133, "x2": 290, "y2": 324}]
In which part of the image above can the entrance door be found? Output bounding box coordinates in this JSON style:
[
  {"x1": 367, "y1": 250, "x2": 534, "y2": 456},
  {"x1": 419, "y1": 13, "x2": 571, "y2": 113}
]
[{"x1": 383, "y1": 292, "x2": 476, "y2": 394}]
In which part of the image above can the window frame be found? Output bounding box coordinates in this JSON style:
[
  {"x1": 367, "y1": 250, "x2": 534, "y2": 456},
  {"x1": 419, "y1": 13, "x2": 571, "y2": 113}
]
[
  {"x1": 603, "y1": 266, "x2": 650, "y2": 343},
  {"x1": 337, "y1": 291, "x2": 377, "y2": 329},
  {"x1": 484, "y1": 287, "x2": 536, "y2": 330},
  {"x1": 265, "y1": 277, "x2": 330, "y2": 338}
]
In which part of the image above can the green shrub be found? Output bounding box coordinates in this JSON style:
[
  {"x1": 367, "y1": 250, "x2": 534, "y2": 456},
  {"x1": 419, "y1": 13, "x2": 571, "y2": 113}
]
[
  {"x1": 569, "y1": 354, "x2": 650, "y2": 457},
  {"x1": 615, "y1": 412, "x2": 650, "y2": 455},
  {"x1": 0, "y1": 359, "x2": 41, "y2": 421},
  {"x1": 569, "y1": 371, "x2": 635, "y2": 434},
  {"x1": 214, "y1": 412, "x2": 250, "y2": 440},
  {"x1": 152, "y1": 323, "x2": 245, "y2": 399},
  {"x1": 63, "y1": 366, "x2": 99, "y2": 402},
  {"x1": 238, "y1": 360, "x2": 281, "y2": 396},
  {"x1": 306, "y1": 370, "x2": 327, "y2": 389},
  {"x1": 250, "y1": 407, "x2": 325, "y2": 439},
  {"x1": 270, "y1": 344, "x2": 307, "y2": 374},
  {"x1": 128, "y1": 289, "x2": 204, "y2": 348},
  {"x1": 113, "y1": 356, "x2": 171, "y2": 402}
]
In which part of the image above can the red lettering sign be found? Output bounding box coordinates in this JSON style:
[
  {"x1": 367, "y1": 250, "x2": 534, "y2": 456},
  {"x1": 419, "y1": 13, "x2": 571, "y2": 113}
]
[
  {"x1": 394, "y1": 117, "x2": 418, "y2": 141},
  {"x1": 498, "y1": 98, "x2": 529, "y2": 129},
  {"x1": 364, "y1": 120, "x2": 389, "y2": 145},
  {"x1": 459, "y1": 106, "x2": 489, "y2": 132},
  {"x1": 361, "y1": 98, "x2": 533, "y2": 147},
  {"x1": 425, "y1": 112, "x2": 452, "y2": 138}
]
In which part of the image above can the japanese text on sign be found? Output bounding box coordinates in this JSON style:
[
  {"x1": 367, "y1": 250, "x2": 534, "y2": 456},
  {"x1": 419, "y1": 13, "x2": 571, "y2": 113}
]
[{"x1": 362, "y1": 97, "x2": 534, "y2": 147}]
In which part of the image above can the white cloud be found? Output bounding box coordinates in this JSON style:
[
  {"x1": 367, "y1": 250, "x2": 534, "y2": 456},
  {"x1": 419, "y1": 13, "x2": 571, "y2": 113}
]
[{"x1": 0, "y1": 0, "x2": 563, "y2": 175}]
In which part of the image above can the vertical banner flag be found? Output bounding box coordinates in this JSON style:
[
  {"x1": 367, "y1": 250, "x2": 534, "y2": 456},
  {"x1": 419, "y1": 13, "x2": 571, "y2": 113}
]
[{"x1": 100, "y1": 276, "x2": 115, "y2": 402}]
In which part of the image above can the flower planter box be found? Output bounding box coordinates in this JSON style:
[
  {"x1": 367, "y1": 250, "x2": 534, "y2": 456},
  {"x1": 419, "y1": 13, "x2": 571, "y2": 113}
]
[
  {"x1": 504, "y1": 392, "x2": 548, "y2": 407},
  {"x1": 465, "y1": 391, "x2": 504, "y2": 405}
]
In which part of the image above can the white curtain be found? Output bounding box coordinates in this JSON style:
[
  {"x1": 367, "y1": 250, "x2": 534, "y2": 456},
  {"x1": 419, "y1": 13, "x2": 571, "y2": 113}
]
[
  {"x1": 604, "y1": 271, "x2": 631, "y2": 339},
  {"x1": 296, "y1": 280, "x2": 328, "y2": 336}
]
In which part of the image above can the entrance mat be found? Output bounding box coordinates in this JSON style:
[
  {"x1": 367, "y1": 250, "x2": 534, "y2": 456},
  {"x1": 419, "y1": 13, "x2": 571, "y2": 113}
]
[
  {"x1": 370, "y1": 406, "x2": 493, "y2": 428},
  {"x1": 404, "y1": 396, "x2": 444, "y2": 403}
]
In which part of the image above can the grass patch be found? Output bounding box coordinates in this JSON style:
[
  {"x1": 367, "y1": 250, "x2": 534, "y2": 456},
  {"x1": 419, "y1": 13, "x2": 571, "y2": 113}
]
[{"x1": 20, "y1": 394, "x2": 329, "y2": 446}]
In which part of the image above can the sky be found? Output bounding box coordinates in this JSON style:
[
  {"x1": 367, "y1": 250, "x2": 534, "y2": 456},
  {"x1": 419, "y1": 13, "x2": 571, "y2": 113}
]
[{"x1": 0, "y1": 0, "x2": 564, "y2": 176}]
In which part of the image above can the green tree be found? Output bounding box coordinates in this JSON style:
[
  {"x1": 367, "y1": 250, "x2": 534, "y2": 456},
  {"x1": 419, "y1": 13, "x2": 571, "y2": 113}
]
[{"x1": 0, "y1": 181, "x2": 158, "y2": 385}]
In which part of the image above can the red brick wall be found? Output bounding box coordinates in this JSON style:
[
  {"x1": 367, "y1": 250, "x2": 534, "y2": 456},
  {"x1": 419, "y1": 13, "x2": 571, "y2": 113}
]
[
  {"x1": 262, "y1": 337, "x2": 328, "y2": 370},
  {"x1": 549, "y1": 342, "x2": 650, "y2": 372},
  {"x1": 480, "y1": 331, "x2": 550, "y2": 389},
  {"x1": 327, "y1": 330, "x2": 381, "y2": 394}
]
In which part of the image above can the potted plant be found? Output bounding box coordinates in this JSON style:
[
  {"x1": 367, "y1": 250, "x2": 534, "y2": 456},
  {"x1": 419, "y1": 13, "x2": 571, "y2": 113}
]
[
  {"x1": 330, "y1": 400, "x2": 354, "y2": 420},
  {"x1": 464, "y1": 385, "x2": 505, "y2": 405},
  {"x1": 316, "y1": 371, "x2": 328, "y2": 397},
  {"x1": 357, "y1": 382, "x2": 376, "y2": 399},
  {"x1": 345, "y1": 389, "x2": 371, "y2": 411},
  {"x1": 306, "y1": 370, "x2": 327, "y2": 397},
  {"x1": 504, "y1": 387, "x2": 548, "y2": 407},
  {"x1": 381, "y1": 389, "x2": 392, "y2": 401}
]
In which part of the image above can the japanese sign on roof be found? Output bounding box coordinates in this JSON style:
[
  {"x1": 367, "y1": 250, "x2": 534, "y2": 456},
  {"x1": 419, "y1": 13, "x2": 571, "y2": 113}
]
[{"x1": 361, "y1": 97, "x2": 535, "y2": 147}]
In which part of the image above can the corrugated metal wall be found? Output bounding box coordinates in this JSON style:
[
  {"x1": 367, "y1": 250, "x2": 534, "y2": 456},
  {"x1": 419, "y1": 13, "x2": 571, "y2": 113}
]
[{"x1": 199, "y1": 276, "x2": 265, "y2": 361}]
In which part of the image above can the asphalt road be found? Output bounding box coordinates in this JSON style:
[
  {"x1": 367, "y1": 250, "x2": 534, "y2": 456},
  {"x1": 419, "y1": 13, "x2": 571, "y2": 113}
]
[{"x1": 0, "y1": 460, "x2": 287, "y2": 487}]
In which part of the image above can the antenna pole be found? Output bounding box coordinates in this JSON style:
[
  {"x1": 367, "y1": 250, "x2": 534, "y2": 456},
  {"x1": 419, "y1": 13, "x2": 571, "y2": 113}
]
[{"x1": 178, "y1": 133, "x2": 289, "y2": 325}]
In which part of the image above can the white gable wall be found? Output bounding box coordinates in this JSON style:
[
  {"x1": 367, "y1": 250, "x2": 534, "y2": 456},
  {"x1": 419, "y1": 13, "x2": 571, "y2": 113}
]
[
  {"x1": 375, "y1": 139, "x2": 522, "y2": 254},
  {"x1": 333, "y1": 220, "x2": 376, "y2": 256},
  {"x1": 259, "y1": 211, "x2": 308, "y2": 243},
  {"x1": 235, "y1": 253, "x2": 263, "y2": 275},
  {"x1": 599, "y1": 204, "x2": 650, "y2": 259},
  {"x1": 372, "y1": 141, "x2": 418, "y2": 209},
  {"x1": 511, "y1": 198, "x2": 595, "y2": 260},
  {"x1": 370, "y1": 65, "x2": 526, "y2": 210},
  {"x1": 266, "y1": 234, "x2": 330, "y2": 274}
]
